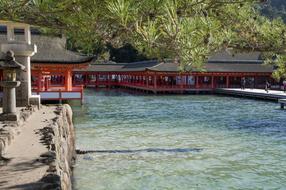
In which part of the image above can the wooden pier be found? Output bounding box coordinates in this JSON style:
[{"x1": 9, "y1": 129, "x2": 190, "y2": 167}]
[
  {"x1": 215, "y1": 88, "x2": 286, "y2": 100},
  {"x1": 215, "y1": 88, "x2": 286, "y2": 109}
]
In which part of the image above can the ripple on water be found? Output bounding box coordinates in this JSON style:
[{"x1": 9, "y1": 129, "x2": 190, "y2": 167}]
[{"x1": 71, "y1": 89, "x2": 286, "y2": 190}]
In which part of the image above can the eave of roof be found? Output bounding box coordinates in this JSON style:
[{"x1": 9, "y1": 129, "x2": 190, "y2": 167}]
[
  {"x1": 0, "y1": 34, "x2": 92, "y2": 64},
  {"x1": 147, "y1": 62, "x2": 273, "y2": 73},
  {"x1": 75, "y1": 59, "x2": 273, "y2": 73},
  {"x1": 32, "y1": 56, "x2": 94, "y2": 64}
]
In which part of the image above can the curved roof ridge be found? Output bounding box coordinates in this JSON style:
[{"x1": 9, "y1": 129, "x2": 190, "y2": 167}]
[
  {"x1": 123, "y1": 60, "x2": 158, "y2": 64},
  {"x1": 0, "y1": 34, "x2": 92, "y2": 64},
  {"x1": 147, "y1": 61, "x2": 164, "y2": 69}
]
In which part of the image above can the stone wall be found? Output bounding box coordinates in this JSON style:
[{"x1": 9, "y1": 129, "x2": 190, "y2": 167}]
[
  {"x1": 0, "y1": 104, "x2": 76, "y2": 190},
  {"x1": 39, "y1": 104, "x2": 76, "y2": 190}
]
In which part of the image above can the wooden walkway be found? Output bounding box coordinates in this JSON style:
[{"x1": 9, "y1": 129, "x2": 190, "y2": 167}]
[
  {"x1": 278, "y1": 99, "x2": 286, "y2": 109},
  {"x1": 119, "y1": 84, "x2": 213, "y2": 93},
  {"x1": 215, "y1": 88, "x2": 286, "y2": 101}
]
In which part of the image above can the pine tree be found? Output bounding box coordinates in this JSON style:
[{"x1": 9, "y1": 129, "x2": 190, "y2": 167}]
[{"x1": 1, "y1": 0, "x2": 286, "y2": 79}]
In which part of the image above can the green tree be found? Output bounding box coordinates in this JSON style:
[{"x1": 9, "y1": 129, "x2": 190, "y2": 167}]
[{"x1": 1, "y1": 0, "x2": 286, "y2": 79}]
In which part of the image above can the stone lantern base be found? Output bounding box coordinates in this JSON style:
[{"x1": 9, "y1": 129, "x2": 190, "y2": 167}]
[
  {"x1": 0, "y1": 113, "x2": 19, "y2": 121},
  {"x1": 0, "y1": 81, "x2": 21, "y2": 122},
  {"x1": 30, "y1": 95, "x2": 41, "y2": 109}
]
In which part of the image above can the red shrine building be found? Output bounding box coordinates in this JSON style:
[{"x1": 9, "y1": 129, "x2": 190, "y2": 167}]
[
  {"x1": 29, "y1": 35, "x2": 92, "y2": 100},
  {"x1": 0, "y1": 28, "x2": 92, "y2": 102},
  {"x1": 74, "y1": 52, "x2": 274, "y2": 94},
  {"x1": 0, "y1": 27, "x2": 276, "y2": 102}
]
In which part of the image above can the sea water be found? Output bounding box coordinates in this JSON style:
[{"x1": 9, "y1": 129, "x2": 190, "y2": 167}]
[{"x1": 72, "y1": 89, "x2": 286, "y2": 190}]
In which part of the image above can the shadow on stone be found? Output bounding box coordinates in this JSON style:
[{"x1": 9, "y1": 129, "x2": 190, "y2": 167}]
[
  {"x1": 6, "y1": 182, "x2": 44, "y2": 190},
  {"x1": 5, "y1": 181, "x2": 60, "y2": 190},
  {"x1": 0, "y1": 156, "x2": 12, "y2": 166},
  {"x1": 0, "y1": 180, "x2": 8, "y2": 188},
  {"x1": 7, "y1": 159, "x2": 46, "y2": 172}
]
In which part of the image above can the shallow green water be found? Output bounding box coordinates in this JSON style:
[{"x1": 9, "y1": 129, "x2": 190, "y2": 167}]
[{"x1": 72, "y1": 89, "x2": 286, "y2": 190}]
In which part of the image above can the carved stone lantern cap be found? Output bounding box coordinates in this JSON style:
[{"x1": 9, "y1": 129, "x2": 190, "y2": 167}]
[{"x1": 0, "y1": 50, "x2": 25, "y2": 70}]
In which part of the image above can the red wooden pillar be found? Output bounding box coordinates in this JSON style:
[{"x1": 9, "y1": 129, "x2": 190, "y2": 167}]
[
  {"x1": 195, "y1": 76, "x2": 199, "y2": 89},
  {"x1": 186, "y1": 75, "x2": 189, "y2": 88},
  {"x1": 96, "y1": 73, "x2": 99, "y2": 87},
  {"x1": 226, "y1": 76, "x2": 230, "y2": 88},
  {"x1": 44, "y1": 77, "x2": 49, "y2": 91},
  {"x1": 84, "y1": 72, "x2": 87, "y2": 85},
  {"x1": 211, "y1": 75, "x2": 214, "y2": 89},
  {"x1": 154, "y1": 74, "x2": 157, "y2": 89},
  {"x1": 108, "y1": 73, "x2": 111, "y2": 88},
  {"x1": 47, "y1": 76, "x2": 50, "y2": 90},
  {"x1": 38, "y1": 71, "x2": 42, "y2": 92},
  {"x1": 146, "y1": 75, "x2": 149, "y2": 87},
  {"x1": 180, "y1": 74, "x2": 183, "y2": 89},
  {"x1": 65, "y1": 70, "x2": 72, "y2": 91}
]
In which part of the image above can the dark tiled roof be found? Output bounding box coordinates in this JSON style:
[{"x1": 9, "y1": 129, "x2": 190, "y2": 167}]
[
  {"x1": 0, "y1": 34, "x2": 93, "y2": 64},
  {"x1": 208, "y1": 51, "x2": 262, "y2": 62},
  {"x1": 74, "y1": 60, "x2": 159, "y2": 72},
  {"x1": 121, "y1": 60, "x2": 159, "y2": 71},
  {"x1": 148, "y1": 62, "x2": 273, "y2": 73},
  {"x1": 75, "y1": 59, "x2": 273, "y2": 73},
  {"x1": 77, "y1": 63, "x2": 124, "y2": 72},
  {"x1": 205, "y1": 63, "x2": 272, "y2": 73},
  {"x1": 76, "y1": 52, "x2": 273, "y2": 73}
]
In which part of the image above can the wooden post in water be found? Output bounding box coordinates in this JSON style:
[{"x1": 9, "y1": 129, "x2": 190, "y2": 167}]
[{"x1": 278, "y1": 99, "x2": 286, "y2": 109}]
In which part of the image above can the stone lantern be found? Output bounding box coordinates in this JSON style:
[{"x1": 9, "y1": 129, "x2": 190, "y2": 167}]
[
  {"x1": 0, "y1": 20, "x2": 40, "y2": 107},
  {"x1": 0, "y1": 50, "x2": 25, "y2": 121}
]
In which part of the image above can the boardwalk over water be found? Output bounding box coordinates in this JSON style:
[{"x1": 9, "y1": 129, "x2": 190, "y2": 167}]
[{"x1": 215, "y1": 88, "x2": 286, "y2": 101}]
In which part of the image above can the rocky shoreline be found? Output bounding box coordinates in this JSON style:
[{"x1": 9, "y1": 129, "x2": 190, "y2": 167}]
[{"x1": 38, "y1": 105, "x2": 76, "y2": 190}]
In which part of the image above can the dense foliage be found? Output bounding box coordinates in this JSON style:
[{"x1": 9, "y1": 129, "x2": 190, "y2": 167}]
[{"x1": 1, "y1": 0, "x2": 286, "y2": 78}]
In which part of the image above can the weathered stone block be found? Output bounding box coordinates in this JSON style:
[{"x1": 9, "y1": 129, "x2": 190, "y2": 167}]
[
  {"x1": 0, "y1": 138, "x2": 7, "y2": 154},
  {"x1": 0, "y1": 140, "x2": 5, "y2": 155},
  {"x1": 0, "y1": 113, "x2": 19, "y2": 121},
  {"x1": 30, "y1": 95, "x2": 41, "y2": 108}
]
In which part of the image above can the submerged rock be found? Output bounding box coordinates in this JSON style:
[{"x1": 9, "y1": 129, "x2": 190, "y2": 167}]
[{"x1": 83, "y1": 155, "x2": 94, "y2": 161}]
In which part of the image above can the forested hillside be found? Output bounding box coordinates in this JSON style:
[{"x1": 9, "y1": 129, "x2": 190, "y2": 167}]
[
  {"x1": 270, "y1": 0, "x2": 286, "y2": 7},
  {"x1": 263, "y1": 0, "x2": 286, "y2": 21}
]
